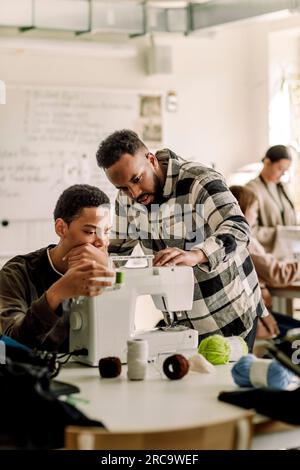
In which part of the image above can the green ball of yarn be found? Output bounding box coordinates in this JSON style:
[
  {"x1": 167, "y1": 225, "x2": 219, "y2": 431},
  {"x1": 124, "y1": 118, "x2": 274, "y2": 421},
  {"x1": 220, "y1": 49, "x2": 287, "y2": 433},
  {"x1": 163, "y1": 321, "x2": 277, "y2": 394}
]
[
  {"x1": 198, "y1": 335, "x2": 231, "y2": 365},
  {"x1": 198, "y1": 335, "x2": 248, "y2": 365}
]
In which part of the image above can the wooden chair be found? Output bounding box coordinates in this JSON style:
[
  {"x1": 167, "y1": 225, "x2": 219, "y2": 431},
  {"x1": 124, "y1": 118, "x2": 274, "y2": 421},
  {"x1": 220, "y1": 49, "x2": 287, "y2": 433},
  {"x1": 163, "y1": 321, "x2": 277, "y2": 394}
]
[{"x1": 65, "y1": 415, "x2": 253, "y2": 450}]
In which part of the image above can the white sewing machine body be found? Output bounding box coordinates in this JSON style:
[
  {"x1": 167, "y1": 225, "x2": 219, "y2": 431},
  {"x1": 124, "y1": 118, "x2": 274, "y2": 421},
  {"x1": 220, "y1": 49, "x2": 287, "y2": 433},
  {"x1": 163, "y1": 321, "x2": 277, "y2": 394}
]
[{"x1": 69, "y1": 265, "x2": 198, "y2": 366}]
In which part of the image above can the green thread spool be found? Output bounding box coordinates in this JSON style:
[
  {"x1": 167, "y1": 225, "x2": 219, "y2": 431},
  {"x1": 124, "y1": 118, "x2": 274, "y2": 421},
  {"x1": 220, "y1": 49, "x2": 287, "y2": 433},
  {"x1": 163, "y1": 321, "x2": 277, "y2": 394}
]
[
  {"x1": 116, "y1": 271, "x2": 124, "y2": 284},
  {"x1": 198, "y1": 335, "x2": 248, "y2": 365}
]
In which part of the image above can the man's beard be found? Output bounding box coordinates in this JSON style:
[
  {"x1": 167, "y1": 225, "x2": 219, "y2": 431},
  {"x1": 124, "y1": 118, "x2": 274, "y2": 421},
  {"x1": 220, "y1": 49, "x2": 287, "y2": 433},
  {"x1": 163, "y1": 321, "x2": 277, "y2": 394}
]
[{"x1": 136, "y1": 173, "x2": 165, "y2": 206}]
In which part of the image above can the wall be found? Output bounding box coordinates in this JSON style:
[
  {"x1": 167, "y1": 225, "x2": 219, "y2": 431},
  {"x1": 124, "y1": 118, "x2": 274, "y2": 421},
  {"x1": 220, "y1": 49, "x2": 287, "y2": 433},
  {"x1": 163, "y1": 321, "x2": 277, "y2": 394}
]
[
  {"x1": 0, "y1": 22, "x2": 270, "y2": 257},
  {"x1": 269, "y1": 28, "x2": 300, "y2": 144},
  {"x1": 247, "y1": 22, "x2": 269, "y2": 164},
  {"x1": 269, "y1": 27, "x2": 300, "y2": 205}
]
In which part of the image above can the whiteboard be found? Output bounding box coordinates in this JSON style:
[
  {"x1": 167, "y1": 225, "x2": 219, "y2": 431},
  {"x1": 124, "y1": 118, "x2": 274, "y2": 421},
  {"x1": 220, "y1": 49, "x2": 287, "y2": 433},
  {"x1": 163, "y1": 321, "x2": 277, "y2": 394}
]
[{"x1": 0, "y1": 86, "x2": 163, "y2": 220}]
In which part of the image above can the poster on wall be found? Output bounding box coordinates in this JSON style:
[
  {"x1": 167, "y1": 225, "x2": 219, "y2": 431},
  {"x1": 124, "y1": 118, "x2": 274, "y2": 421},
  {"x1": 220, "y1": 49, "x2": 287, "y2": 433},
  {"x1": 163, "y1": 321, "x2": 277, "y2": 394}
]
[{"x1": 137, "y1": 95, "x2": 163, "y2": 150}]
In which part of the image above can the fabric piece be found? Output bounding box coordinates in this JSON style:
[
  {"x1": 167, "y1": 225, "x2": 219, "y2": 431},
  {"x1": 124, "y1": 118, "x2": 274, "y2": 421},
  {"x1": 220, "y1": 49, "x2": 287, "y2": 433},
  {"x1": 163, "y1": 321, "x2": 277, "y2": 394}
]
[
  {"x1": 249, "y1": 236, "x2": 300, "y2": 288},
  {"x1": 0, "y1": 344, "x2": 104, "y2": 449},
  {"x1": 219, "y1": 387, "x2": 300, "y2": 425}
]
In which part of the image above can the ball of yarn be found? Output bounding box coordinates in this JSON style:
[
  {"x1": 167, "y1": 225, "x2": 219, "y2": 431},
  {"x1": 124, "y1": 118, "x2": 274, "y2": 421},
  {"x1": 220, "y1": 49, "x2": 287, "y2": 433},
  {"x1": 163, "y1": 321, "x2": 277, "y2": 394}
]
[
  {"x1": 98, "y1": 356, "x2": 122, "y2": 378},
  {"x1": 198, "y1": 335, "x2": 248, "y2": 365},
  {"x1": 232, "y1": 354, "x2": 295, "y2": 390},
  {"x1": 163, "y1": 354, "x2": 189, "y2": 380}
]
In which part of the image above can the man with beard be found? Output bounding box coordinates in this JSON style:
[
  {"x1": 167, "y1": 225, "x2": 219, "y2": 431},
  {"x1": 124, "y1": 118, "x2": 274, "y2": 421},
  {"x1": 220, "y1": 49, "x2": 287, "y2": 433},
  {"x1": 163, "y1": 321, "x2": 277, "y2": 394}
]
[{"x1": 96, "y1": 130, "x2": 267, "y2": 350}]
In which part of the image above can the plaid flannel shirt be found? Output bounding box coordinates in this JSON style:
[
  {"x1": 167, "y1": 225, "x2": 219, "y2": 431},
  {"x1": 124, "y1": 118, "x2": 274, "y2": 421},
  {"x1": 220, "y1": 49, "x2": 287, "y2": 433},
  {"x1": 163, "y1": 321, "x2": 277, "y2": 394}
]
[{"x1": 109, "y1": 149, "x2": 267, "y2": 340}]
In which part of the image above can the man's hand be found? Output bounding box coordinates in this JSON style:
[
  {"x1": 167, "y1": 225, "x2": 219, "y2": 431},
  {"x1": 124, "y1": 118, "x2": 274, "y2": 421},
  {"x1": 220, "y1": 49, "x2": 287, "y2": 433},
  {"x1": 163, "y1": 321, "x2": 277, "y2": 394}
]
[
  {"x1": 257, "y1": 313, "x2": 280, "y2": 339},
  {"x1": 262, "y1": 313, "x2": 280, "y2": 337},
  {"x1": 154, "y1": 247, "x2": 208, "y2": 267},
  {"x1": 261, "y1": 287, "x2": 273, "y2": 309},
  {"x1": 63, "y1": 244, "x2": 109, "y2": 268},
  {"x1": 46, "y1": 260, "x2": 115, "y2": 311}
]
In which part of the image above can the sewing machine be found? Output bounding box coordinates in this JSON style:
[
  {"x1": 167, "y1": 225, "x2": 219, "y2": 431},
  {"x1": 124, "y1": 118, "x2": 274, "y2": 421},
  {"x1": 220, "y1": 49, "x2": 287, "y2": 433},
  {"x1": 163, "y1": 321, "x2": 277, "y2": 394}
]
[{"x1": 69, "y1": 260, "x2": 198, "y2": 366}]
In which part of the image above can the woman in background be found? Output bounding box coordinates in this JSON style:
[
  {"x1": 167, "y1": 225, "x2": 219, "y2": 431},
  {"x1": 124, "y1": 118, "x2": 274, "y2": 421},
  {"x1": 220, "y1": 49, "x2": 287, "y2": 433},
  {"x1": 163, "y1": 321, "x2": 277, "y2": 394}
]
[
  {"x1": 246, "y1": 145, "x2": 297, "y2": 253},
  {"x1": 230, "y1": 185, "x2": 300, "y2": 339}
]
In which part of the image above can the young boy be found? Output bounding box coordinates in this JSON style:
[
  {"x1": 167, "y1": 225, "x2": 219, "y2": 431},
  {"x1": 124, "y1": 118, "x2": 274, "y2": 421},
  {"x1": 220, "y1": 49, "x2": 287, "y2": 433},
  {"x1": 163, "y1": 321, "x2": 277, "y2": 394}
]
[{"x1": 0, "y1": 184, "x2": 114, "y2": 351}]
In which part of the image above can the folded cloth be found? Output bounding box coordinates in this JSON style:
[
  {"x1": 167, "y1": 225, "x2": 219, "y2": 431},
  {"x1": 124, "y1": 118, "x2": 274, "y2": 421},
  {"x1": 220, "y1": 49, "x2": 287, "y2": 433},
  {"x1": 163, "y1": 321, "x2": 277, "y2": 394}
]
[
  {"x1": 219, "y1": 387, "x2": 300, "y2": 425},
  {"x1": 0, "y1": 344, "x2": 105, "y2": 449}
]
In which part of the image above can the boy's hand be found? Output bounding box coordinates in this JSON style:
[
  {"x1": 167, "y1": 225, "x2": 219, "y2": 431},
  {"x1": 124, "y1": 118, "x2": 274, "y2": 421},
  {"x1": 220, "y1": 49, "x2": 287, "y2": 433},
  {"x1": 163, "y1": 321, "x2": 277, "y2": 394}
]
[
  {"x1": 63, "y1": 244, "x2": 109, "y2": 268},
  {"x1": 46, "y1": 260, "x2": 114, "y2": 311}
]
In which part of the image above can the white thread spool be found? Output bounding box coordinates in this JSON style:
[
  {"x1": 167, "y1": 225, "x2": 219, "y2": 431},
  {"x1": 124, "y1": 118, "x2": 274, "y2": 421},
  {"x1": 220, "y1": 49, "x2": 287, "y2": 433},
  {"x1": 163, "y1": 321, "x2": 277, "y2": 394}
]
[{"x1": 127, "y1": 339, "x2": 148, "y2": 381}]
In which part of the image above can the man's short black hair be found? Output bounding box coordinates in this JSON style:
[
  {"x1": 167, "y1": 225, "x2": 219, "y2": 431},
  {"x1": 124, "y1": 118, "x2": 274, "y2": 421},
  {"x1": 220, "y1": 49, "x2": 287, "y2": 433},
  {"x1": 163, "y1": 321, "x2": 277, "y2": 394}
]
[
  {"x1": 96, "y1": 129, "x2": 147, "y2": 169},
  {"x1": 54, "y1": 184, "x2": 110, "y2": 224}
]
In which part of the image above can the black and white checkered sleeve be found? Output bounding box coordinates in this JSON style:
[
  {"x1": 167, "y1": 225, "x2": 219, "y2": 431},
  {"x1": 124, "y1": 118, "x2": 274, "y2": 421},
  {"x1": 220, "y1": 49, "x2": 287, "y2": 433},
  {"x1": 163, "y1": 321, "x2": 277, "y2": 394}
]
[{"x1": 190, "y1": 175, "x2": 250, "y2": 272}]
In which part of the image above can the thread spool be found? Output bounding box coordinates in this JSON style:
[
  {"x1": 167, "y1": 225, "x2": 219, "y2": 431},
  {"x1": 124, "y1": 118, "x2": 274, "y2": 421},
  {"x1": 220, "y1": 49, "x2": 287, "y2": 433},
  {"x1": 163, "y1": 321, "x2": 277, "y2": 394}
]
[
  {"x1": 198, "y1": 335, "x2": 248, "y2": 365},
  {"x1": 127, "y1": 339, "x2": 148, "y2": 381},
  {"x1": 115, "y1": 271, "x2": 124, "y2": 285},
  {"x1": 98, "y1": 356, "x2": 122, "y2": 378},
  {"x1": 163, "y1": 354, "x2": 189, "y2": 380},
  {"x1": 232, "y1": 354, "x2": 295, "y2": 390}
]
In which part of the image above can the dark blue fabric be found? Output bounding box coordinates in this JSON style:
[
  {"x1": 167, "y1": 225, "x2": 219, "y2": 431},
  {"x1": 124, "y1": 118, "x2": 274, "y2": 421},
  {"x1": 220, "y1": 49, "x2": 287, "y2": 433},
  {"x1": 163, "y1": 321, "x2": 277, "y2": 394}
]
[
  {"x1": 0, "y1": 345, "x2": 104, "y2": 449},
  {"x1": 272, "y1": 312, "x2": 300, "y2": 338}
]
